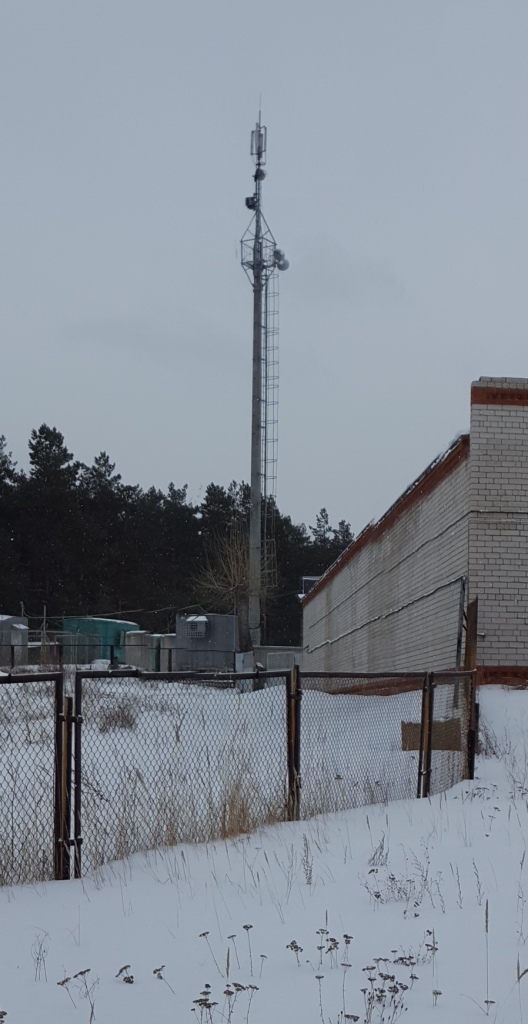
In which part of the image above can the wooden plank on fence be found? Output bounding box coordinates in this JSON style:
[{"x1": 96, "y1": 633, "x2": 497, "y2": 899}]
[
  {"x1": 402, "y1": 718, "x2": 462, "y2": 752},
  {"x1": 401, "y1": 722, "x2": 421, "y2": 750}
]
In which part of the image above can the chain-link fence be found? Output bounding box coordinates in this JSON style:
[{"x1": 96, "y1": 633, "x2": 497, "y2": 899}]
[
  {"x1": 75, "y1": 671, "x2": 290, "y2": 873},
  {"x1": 298, "y1": 673, "x2": 427, "y2": 816},
  {"x1": 0, "y1": 638, "x2": 110, "y2": 673},
  {"x1": 0, "y1": 666, "x2": 476, "y2": 885},
  {"x1": 423, "y1": 672, "x2": 474, "y2": 797},
  {"x1": 2, "y1": 636, "x2": 232, "y2": 673},
  {"x1": 0, "y1": 673, "x2": 60, "y2": 886}
]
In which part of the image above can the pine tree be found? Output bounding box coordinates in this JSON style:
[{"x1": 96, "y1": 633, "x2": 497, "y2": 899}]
[
  {"x1": 0, "y1": 436, "x2": 26, "y2": 611},
  {"x1": 18, "y1": 425, "x2": 82, "y2": 614}
]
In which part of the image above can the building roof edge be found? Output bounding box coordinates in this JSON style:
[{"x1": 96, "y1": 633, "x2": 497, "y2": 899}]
[{"x1": 302, "y1": 433, "x2": 470, "y2": 607}]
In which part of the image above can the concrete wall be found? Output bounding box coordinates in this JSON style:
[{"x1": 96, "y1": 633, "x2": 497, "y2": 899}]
[
  {"x1": 469, "y1": 378, "x2": 528, "y2": 667},
  {"x1": 302, "y1": 440, "x2": 470, "y2": 673}
]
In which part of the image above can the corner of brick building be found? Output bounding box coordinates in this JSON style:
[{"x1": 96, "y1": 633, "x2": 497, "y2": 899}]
[{"x1": 469, "y1": 377, "x2": 528, "y2": 683}]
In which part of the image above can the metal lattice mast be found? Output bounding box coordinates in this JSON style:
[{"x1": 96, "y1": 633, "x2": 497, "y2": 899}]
[
  {"x1": 241, "y1": 118, "x2": 288, "y2": 646},
  {"x1": 262, "y1": 265, "x2": 279, "y2": 590}
]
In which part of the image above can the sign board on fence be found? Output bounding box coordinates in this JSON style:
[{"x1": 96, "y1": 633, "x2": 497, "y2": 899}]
[{"x1": 401, "y1": 719, "x2": 462, "y2": 752}]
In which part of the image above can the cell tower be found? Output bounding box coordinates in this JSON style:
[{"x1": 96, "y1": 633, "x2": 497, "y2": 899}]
[{"x1": 241, "y1": 117, "x2": 289, "y2": 647}]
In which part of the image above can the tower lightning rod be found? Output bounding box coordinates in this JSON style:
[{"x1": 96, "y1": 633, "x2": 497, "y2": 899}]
[{"x1": 241, "y1": 118, "x2": 289, "y2": 648}]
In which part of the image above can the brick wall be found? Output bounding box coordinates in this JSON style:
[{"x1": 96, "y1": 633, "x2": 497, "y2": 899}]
[
  {"x1": 302, "y1": 441, "x2": 470, "y2": 673},
  {"x1": 303, "y1": 376, "x2": 528, "y2": 675},
  {"x1": 469, "y1": 378, "x2": 528, "y2": 666}
]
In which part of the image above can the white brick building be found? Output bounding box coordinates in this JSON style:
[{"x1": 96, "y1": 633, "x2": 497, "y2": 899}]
[{"x1": 302, "y1": 377, "x2": 528, "y2": 684}]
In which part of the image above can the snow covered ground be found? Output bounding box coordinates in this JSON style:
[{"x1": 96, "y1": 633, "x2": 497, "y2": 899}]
[{"x1": 0, "y1": 684, "x2": 526, "y2": 1023}]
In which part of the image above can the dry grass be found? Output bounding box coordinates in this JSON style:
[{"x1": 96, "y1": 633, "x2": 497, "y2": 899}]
[
  {"x1": 477, "y1": 720, "x2": 501, "y2": 759},
  {"x1": 98, "y1": 699, "x2": 136, "y2": 733},
  {"x1": 82, "y1": 760, "x2": 288, "y2": 871}
]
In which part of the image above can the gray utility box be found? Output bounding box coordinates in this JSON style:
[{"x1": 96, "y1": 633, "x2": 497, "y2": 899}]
[
  {"x1": 253, "y1": 645, "x2": 303, "y2": 672},
  {"x1": 160, "y1": 614, "x2": 239, "y2": 673},
  {"x1": 0, "y1": 615, "x2": 29, "y2": 669}
]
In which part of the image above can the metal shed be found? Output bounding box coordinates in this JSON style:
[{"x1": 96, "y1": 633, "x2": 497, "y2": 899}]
[{"x1": 62, "y1": 617, "x2": 140, "y2": 664}]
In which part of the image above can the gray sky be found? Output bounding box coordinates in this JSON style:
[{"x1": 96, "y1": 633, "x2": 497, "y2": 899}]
[{"x1": 1, "y1": 1, "x2": 527, "y2": 535}]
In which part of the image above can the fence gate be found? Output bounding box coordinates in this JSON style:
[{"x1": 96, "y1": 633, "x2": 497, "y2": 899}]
[{"x1": 71, "y1": 669, "x2": 291, "y2": 876}]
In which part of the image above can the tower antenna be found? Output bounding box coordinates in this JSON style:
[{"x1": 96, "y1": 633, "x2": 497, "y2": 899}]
[{"x1": 241, "y1": 118, "x2": 289, "y2": 647}]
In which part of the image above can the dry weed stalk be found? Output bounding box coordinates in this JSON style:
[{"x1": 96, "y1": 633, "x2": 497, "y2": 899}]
[
  {"x1": 200, "y1": 932, "x2": 224, "y2": 978},
  {"x1": 516, "y1": 955, "x2": 528, "y2": 1024},
  {"x1": 243, "y1": 924, "x2": 253, "y2": 977},
  {"x1": 73, "y1": 969, "x2": 98, "y2": 1022},
  {"x1": 192, "y1": 979, "x2": 259, "y2": 1024},
  {"x1": 115, "y1": 963, "x2": 134, "y2": 983},
  {"x1": 31, "y1": 931, "x2": 49, "y2": 981},
  {"x1": 302, "y1": 833, "x2": 313, "y2": 885},
  {"x1": 286, "y1": 939, "x2": 303, "y2": 967},
  {"x1": 484, "y1": 899, "x2": 494, "y2": 1015},
  {"x1": 57, "y1": 975, "x2": 76, "y2": 1008},
  {"x1": 153, "y1": 964, "x2": 176, "y2": 995},
  {"x1": 228, "y1": 935, "x2": 240, "y2": 970}
]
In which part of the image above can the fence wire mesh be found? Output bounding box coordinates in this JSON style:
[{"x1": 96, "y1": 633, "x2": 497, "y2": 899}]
[
  {"x1": 1, "y1": 640, "x2": 110, "y2": 673},
  {"x1": 76, "y1": 672, "x2": 289, "y2": 872},
  {"x1": 0, "y1": 666, "x2": 476, "y2": 885},
  {"x1": 0, "y1": 674, "x2": 59, "y2": 886},
  {"x1": 427, "y1": 673, "x2": 473, "y2": 797},
  {"x1": 298, "y1": 674, "x2": 426, "y2": 816}
]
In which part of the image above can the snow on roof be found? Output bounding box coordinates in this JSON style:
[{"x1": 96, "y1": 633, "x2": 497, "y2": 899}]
[{"x1": 64, "y1": 617, "x2": 139, "y2": 628}]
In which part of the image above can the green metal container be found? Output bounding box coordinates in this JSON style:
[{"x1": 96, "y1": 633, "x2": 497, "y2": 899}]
[{"x1": 62, "y1": 617, "x2": 140, "y2": 664}]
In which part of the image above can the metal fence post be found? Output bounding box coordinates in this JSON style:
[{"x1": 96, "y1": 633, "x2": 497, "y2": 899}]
[
  {"x1": 423, "y1": 673, "x2": 435, "y2": 798},
  {"x1": 253, "y1": 665, "x2": 265, "y2": 691},
  {"x1": 53, "y1": 674, "x2": 64, "y2": 880},
  {"x1": 73, "y1": 672, "x2": 83, "y2": 878},
  {"x1": 417, "y1": 673, "x2": 428, "y2": 798},
  {"x1": 62, "y1": 695, "x2": 73, "y2": 879},
  {"x1": 294, "y1": 667, "x2": 301, "y2": 820},
  {"x1": 287, "y1": 667, "x2": 301, "y2": 821},
  {"x1": 418, "y1": 673, "x2": 435, "y2": 798},
  {"x1": 54, "y1": 680, "x2": 72, "y2": 880},
  {"x1": 467, "y1": 673, "x2": 478, "y2": 781}
]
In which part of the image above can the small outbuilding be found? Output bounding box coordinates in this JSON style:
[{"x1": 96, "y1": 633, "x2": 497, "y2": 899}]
[
  {"x1": 62, "y1": 617, "x2": 140, "y2": 664},
  {"x1": 0, "y1": 614, "x2": 29, "y2": 669}
]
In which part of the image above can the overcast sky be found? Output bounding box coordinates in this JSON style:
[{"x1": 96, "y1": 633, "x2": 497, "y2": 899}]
[{"x1": 1, "y1": 1, "x2": 527, "y2": 535}]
